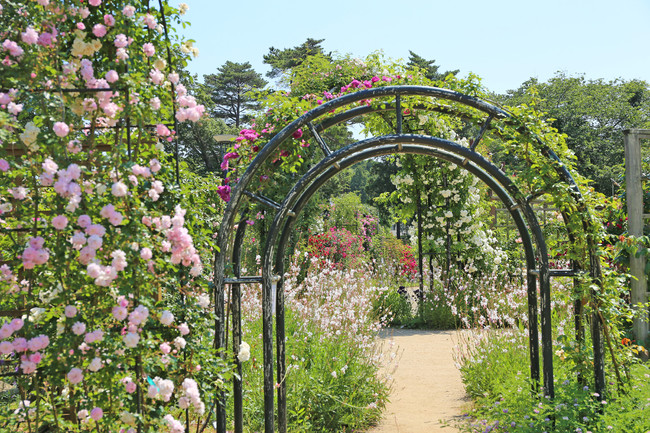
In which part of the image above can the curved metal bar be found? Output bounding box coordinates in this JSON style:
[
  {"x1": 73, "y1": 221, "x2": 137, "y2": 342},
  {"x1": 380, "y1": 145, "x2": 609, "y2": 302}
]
[
  {"x1": 316, "y1": 102, "x2": 481, "y2": 132},
  {"x1": 261, "y1": 135, "x2": 552, "y2": 424}
]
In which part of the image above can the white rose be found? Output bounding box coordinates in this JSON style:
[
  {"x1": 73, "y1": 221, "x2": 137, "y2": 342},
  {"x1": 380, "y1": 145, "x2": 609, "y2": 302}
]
[
  {"x1": 160, "y1": 310, "x2": 174, "y2": 326},
  {"x1": 123, "y1": 332, "x2": 140, "y2": 348},
  {"x1": 237, "y1": 341, "x2": 251, "y2": 363}
]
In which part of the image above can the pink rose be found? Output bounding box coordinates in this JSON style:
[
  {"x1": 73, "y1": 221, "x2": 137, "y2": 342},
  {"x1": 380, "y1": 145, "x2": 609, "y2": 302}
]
[
  {"x1": 178, "y1": 323, "x2": 190, "y2": 336},
  {"x1": 72, "y1": 322, "x2": 86, "y2": 335},
  {"x1": 89, "y1": 0, "x2": 101, "y2": 6},
  {"x1": 125, "y1": 380, "x2": 137, "y2": 393},
  {"x1": 77, "y1": 215, "x2": 92, "y2": 228},
  {"x1": 64, "y1": 305, "x2": 77, "y2": 318},
  {"x1": 114, "y1": 34, "x2": 128, "y2": 48},
  {"x1": 52, "y1": 215, "x2": 68, "y2": 230},
  {"x1": 142, "y1": 43, "x2": 155, "y2": 57},
  {"x1": 156, "y1": 123, "x2": 171, "y2": 136},
  {"x1": 92, "y1": 24, "x2": 107, "y2": 38},
  {"x1": 67, "y1": 367, "x2": 84, "y2": 384},
  {"x1": 140, "y1": 247, "x2": 152, "y2": 260},
  {"x1": 90, "y1": 407, "x2": 103, "y2": 421},
  {"x1": 105, "y1": 70, "x2": 119, "y2": 83},
  {"x1": 21, "y1": 27, "x2": 39, "y2": 45},
  {"x1": 53, "y1": 122, "x2": 70, "y2": 137},
  {"x1": 111, "y1": 181, "x2": 128, "y2": 197}
]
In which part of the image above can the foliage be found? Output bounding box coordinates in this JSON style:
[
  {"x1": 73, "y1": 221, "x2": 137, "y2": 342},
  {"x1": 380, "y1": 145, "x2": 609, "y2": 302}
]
[
  {"x1": 216, "y1": 47, "x2": 635, "y2": 406},
  {"x1": 455, "y1": 326, "x2": 650, "y2": 433},
  {"x1": 368, "y1": 231, "x2": 418, "y2": 285},
  {"x1": 0, "y1": 1, "x2": 231, "y2": 432},
  {"x1": 371, "y1": 287, "x2": 413, "y2": 327}
]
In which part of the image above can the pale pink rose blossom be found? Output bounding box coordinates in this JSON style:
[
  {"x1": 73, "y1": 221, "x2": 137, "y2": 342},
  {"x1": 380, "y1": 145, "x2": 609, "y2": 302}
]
[
  {"x1": 114, "y1": 34, "x2": 128, "y2": 48},
  {"x1": 21, "y1": 27, "x2": 39, "y2": 45},
  {"x1": 122, "y1": 5, "x2": 136, "y2": 17},
  {"x1": 178, "y1": 323, "x2": 190, "y2": 336},
  {"x1": 111, "y1": 181, "x2": 128, "y2": 197},
  {"x1": 64, "y1": 305, "x2": 77, "y2": 318},
  {"x1": 67, "y1": 367, "x2": 84, "y2": 384},
  {"x1": 53, "y1": 122, "x2": 70, "y2": 137},
  {"x1": 123, "y1": 332, "x2": 139, "y2": 348},
  {"x1": 92, "y1": 24, "x2": 106, "y2": 38},
  {"x1": 52, "y1": 215, "x2": 68, "y2": 230},
  {"x1": 72, "y1": 322, "x2": 86, "y2": 335},
  {"x1": 140, "y1": 247, "x2": 153, "y2": 260},
  {"x1": 105, "y1": 70, "x2": 119, "y2": 83},
  {"x1": 150, "y1": 97, "x2": 161, "y2": 110},
  {"x1": 160, "y1": 310, "x2": 173, "y2": 326},
  {"x1": 112, "y1": 306, "x2": 128, "y2": 321},
  {"x1": 142, "y1": 43, "x2": 155, "y2": 57},
  {"x1": 88, "y1": 357, "x2": 103, "y2": 372},
  {"x1": 90, "y1": 407, "x2": 103, "y2": 420}
]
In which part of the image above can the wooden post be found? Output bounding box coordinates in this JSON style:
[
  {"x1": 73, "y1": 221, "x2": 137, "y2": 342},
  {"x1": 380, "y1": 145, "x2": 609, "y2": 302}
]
[{"x1": 624, "y1": 129, "x2": 649, "y2": 342}]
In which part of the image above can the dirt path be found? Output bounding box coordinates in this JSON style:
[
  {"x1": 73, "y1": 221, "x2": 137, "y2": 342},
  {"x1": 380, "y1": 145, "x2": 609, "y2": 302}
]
[{"x1": 368, "y1": 329, "x2": 468, "y2": 433}]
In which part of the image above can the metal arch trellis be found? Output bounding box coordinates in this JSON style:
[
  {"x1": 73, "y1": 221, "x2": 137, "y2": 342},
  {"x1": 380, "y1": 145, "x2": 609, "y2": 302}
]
[{"x1": 213, "y1": 85, "x2": 606, "y2": 433}]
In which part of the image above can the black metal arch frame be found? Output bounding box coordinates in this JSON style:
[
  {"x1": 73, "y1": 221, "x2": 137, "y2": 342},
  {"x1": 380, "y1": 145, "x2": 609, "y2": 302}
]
[{"x1": 213, "y1": 86, "x2": 605, "y2": 433}]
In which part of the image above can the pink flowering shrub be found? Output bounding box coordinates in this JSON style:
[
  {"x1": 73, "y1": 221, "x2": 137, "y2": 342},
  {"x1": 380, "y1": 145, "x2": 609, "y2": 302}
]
[{"x1": 0, "y1": 1, "x2": 226, "y2": 432}]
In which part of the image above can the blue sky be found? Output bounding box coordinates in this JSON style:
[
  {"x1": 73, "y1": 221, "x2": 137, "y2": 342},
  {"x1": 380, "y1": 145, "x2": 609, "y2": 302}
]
[{"x1": 173, "y1": 0, "x2": 650, "y2": 94}]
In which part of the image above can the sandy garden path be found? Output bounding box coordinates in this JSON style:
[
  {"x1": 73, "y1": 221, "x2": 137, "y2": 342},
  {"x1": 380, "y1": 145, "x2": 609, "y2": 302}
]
[{"x1": 368, "y1": 328, "x2": 468, "y2": 433}]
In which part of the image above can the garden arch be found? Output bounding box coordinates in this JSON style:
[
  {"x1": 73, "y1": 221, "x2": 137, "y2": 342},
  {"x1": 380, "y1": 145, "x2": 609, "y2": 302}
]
[{"x1": 214, "y1": 86, "x2": 605, "y2": 433}]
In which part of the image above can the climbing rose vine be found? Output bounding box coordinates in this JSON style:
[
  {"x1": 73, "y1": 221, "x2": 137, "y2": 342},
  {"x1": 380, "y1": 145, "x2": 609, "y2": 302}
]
[{"x1": 0, "y1": 1, "x2": 227, "y2": 432}]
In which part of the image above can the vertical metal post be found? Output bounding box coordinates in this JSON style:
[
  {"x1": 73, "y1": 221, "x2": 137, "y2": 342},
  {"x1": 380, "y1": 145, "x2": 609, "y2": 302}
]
[
  {"x1": 275, "y1": 267, "x2": 287, "y2": 433},
  {"x1": 395, "y1": 95, "x2": 402, "y2": 134},
  {"x1": 262, "y1": 269, "x2": 275, "y2": 432},
  {"x1": 214, "y1": 277, "x2": 226, "y2": 433},
  {"x1": 539, "y1": 263, "x2": 554, "y2": 398},
  {"x1": 526, "y1": 271, "x2": 540, "y2": 387},
  {"x1": 624, "y1": 129, "x2": 649, "y2": 342},
  {"x1": 232, "y1": 221, "x2": 248, "y2": 433},
  {"x1": 416, "y1": 187, "x2": 424, "y2": 311}
]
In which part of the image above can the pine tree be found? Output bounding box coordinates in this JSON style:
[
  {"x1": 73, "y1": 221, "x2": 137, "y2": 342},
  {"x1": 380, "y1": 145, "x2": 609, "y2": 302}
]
[
  {"x1": 203, "y1": 61, "x2": 267, "y2": 128},
  {"x1": 407, "y1": 51, "x2": 458, "y2": 81},
  {"x1": 263, "y1": 38, "x2": 328, "y2": 79}
]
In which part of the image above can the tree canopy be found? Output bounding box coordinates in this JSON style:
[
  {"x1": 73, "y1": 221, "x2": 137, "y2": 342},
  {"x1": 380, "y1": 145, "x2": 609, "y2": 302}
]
[
  {"x1": 263, "y1": 38, "x2": 329, "y2": 80},
  {"x1": 497, "y1": 72, "x2": 650, "y2": 194}
]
